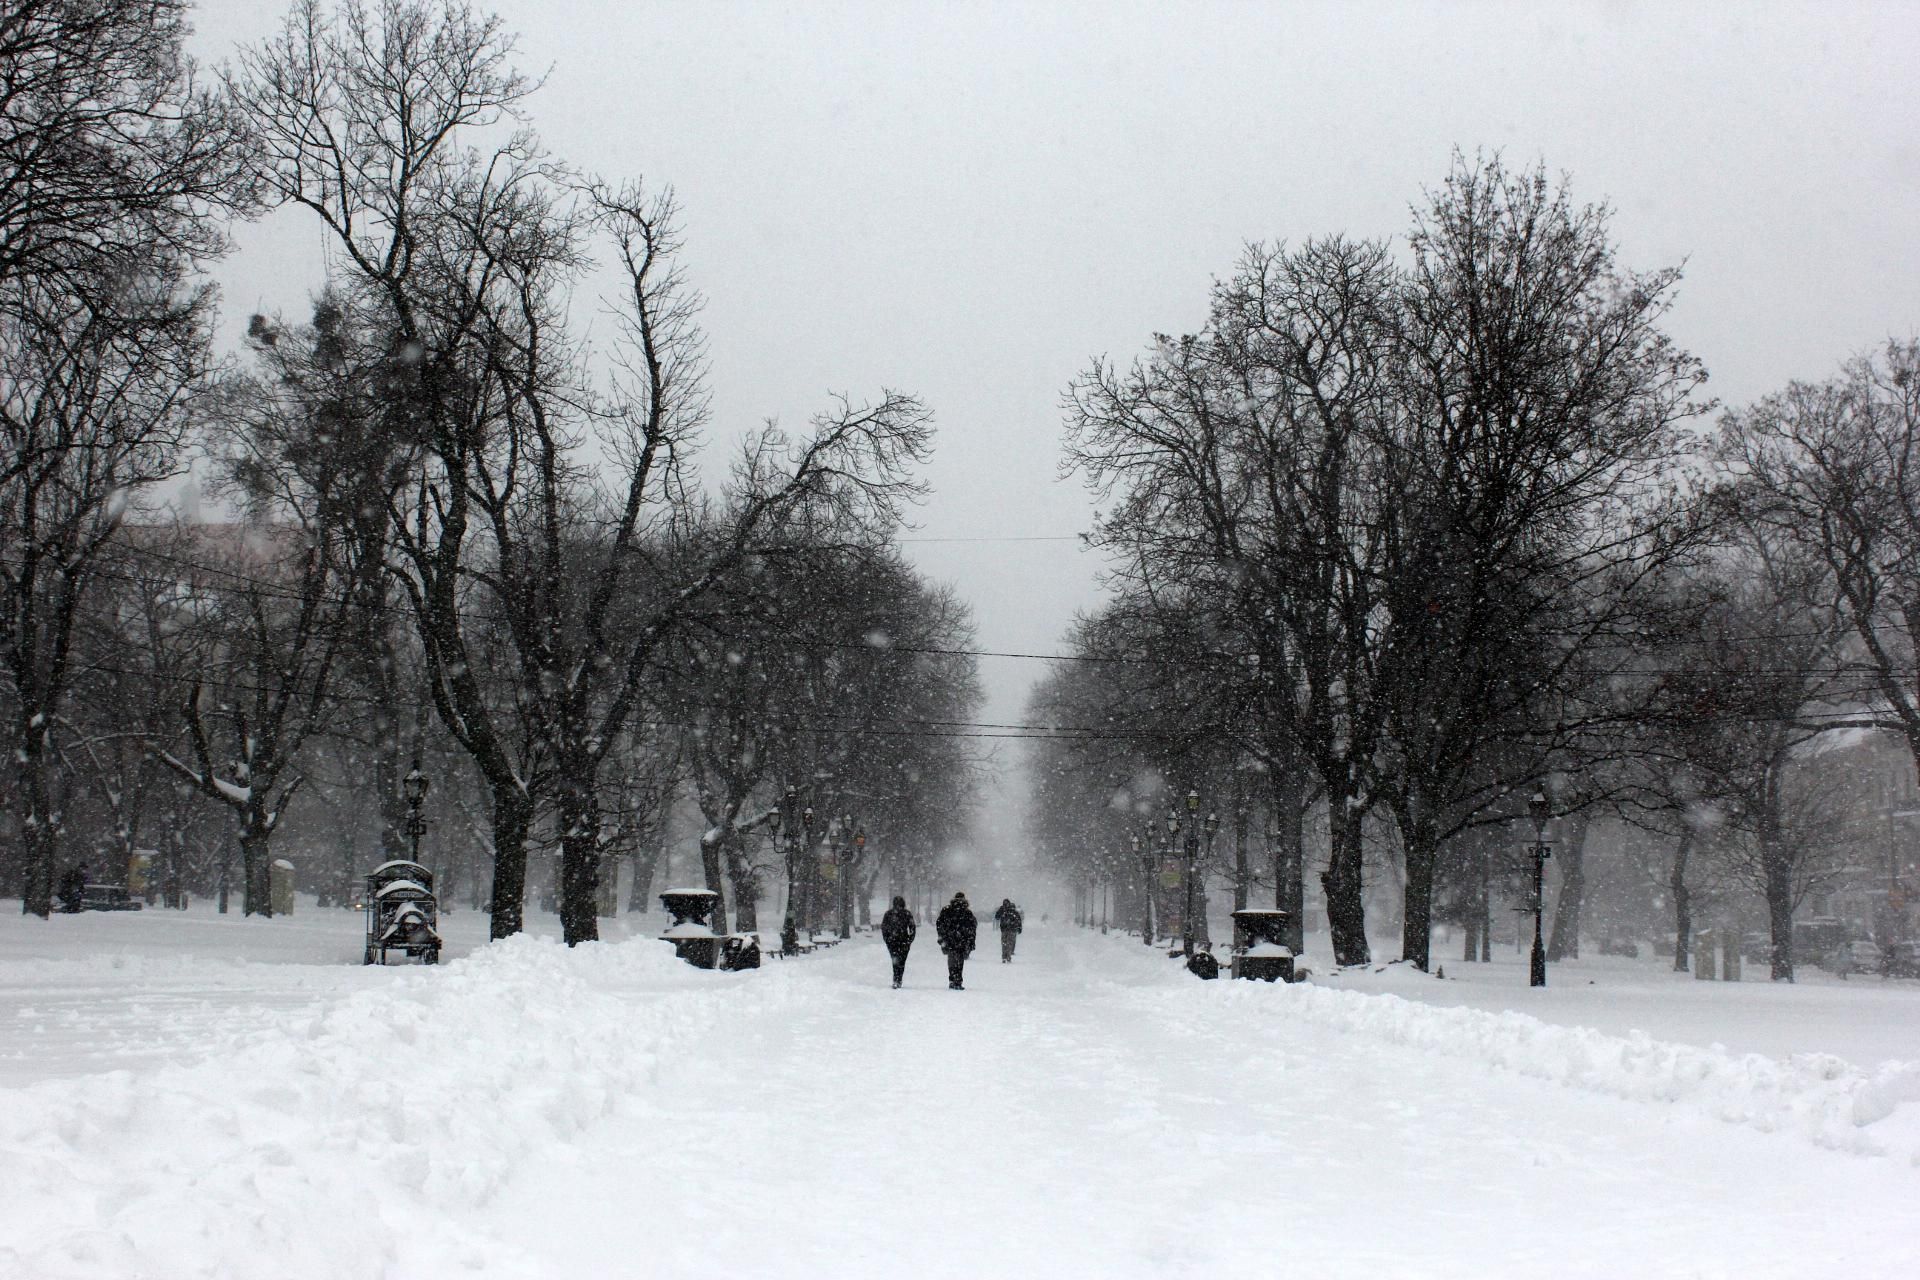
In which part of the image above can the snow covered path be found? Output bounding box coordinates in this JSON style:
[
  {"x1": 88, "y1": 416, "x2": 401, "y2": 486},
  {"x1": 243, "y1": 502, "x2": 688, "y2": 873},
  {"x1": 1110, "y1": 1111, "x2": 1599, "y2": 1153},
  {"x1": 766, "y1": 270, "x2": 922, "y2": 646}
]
[
  {"x1": 494, "y1": 930, "x2": 1913, "y2": 1279},
  {"x1": 3, "y1": 917, "x2": 1917, "y2": 1278}
]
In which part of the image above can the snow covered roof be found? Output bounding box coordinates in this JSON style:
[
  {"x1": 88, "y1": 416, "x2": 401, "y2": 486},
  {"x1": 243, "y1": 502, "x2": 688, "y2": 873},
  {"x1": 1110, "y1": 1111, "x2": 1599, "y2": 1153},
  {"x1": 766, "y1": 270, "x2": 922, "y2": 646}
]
[
  {"x1": 372, "y1": 860, "x2": 432, "y2": 877},
  {"x1": 374, "y1": 879, "x2": 430, "y2": 898}
]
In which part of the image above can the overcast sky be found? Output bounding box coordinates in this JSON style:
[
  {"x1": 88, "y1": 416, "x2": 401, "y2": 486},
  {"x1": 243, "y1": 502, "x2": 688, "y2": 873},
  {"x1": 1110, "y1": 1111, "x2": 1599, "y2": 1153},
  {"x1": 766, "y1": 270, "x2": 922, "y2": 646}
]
[{"x1": 186, "y1": 0, "x2": 1920, "y2": 863}]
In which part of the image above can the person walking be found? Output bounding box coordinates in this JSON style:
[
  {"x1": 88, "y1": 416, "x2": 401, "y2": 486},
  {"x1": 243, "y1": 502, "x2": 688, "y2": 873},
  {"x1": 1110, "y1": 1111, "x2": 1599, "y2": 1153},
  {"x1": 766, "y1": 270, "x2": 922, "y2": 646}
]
[
  {"x1": 881, "y1": 895, "x2": 917, "y2": 988},
  {"x1": 935, "y1": 892, "x2": 977, "y2": 990},
  {"x1": 993, "y1": 898, "x2": 1023, "y2": 962}
]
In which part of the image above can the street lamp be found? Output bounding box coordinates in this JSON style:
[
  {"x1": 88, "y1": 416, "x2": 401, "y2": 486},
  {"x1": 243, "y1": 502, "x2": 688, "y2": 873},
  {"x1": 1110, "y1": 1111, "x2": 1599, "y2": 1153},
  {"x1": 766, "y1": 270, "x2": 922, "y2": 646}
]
[
  {"x1": 1181, "y1": 790, "x2": 1201, "y2": 958},
  {"x1": 403, "y1": 764, "x2": 430, "y2": 864},
  {"x1": 1201, "y1": 810, "x2": 1219, "y2": 949},
  {"x1": 1132, "y1": 833, "x2": 1153, "y2": 945},
  {"x1": 1527, "y1": 790, "x2": 1552, "y2": 988},
  {"x1": 801, "y1": 805, "x2": 816, "y2": 935},
  {"x1": 1100, "y1": 852, "x2": 1110, "y2": 933},
  {"x1": 779, "y1": 786, "x2": 801, "y2": 951},
  {"x1": 839, "y1": 813, "x2": 856, "y2": 939},
  {"x1": 1164, "y1": 807, "x2": 1182, "y2": 950}
]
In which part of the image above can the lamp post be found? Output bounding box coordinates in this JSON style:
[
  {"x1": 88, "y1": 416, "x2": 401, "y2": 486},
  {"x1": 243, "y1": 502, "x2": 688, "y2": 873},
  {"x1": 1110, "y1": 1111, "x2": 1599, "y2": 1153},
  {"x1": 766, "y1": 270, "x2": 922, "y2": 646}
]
[
  {"x1": 1182, "y1": 788, "x2": 1200, "y2": 957},
  {"x1": 779, "y1": 785, "x2": 800, "y2": 948},
  {"x1": 403, "y1": 763, "x2": 430, "y2": 865},
  {"x1": 1528, "y1": 790, "x2": 1552, "y2": 988},
  {"x1": 848, "y1": 817, "x2": 864, "y2": 948},
  {"x1": 801, "y1": 804, "x2": 816, "y2": 935},
  {"x1": 1163, "y1": 806, "x2": 1181, "y2": 951},
  {"x1": 1201, "y1": 809, "x2": 1219, "y2": 949},
  {"x1": 1132, "y1": 833, "x2": 1153, "y2": 944}
]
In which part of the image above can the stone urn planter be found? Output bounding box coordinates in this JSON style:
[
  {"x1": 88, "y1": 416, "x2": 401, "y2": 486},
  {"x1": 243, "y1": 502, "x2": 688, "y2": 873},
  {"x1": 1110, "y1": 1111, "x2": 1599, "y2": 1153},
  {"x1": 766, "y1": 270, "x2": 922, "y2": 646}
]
[
  {"x1": 1230, "y1": 908, "x2": 1296, "y2": 982},
  {"x1": 659, "y1": 887, "x2": 722, "y2": 969}
]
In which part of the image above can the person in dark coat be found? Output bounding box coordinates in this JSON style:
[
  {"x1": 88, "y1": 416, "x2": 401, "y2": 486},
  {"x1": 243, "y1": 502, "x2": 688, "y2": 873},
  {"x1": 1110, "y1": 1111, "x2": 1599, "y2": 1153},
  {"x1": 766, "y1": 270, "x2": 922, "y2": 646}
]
[
  {"x1": 880, "y1": 896, "x2": 917, "y2": 988},
  {"x1": 935, "y1": 892, "x2": 978, "y2": 989},
  {"x1": 56, "y1": 863, "x2": 88, "y2": 914},
  {"x1": 993, "y1": 898, "x2": 1023, "y2": 962}
]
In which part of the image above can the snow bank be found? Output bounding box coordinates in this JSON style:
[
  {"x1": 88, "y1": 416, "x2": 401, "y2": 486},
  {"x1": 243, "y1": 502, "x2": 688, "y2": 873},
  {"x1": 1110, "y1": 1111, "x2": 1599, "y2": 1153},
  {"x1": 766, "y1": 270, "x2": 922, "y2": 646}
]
[
  {"x1": 0, "y1": 936, "x2": 799, "y2": 1280},
  {"x1": 1168, "y1": 976, "x2": 1920, "y2": 1163}
]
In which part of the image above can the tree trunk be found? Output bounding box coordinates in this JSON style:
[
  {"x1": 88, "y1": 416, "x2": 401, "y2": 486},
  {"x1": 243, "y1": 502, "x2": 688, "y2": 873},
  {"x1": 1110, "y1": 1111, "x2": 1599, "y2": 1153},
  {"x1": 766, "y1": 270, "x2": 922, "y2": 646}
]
[
  {"x1": 557, "y1": 784, "x2": 601, "y2": 946},
  {"x1": 1546, "y1": 811, "x2": 1591, "y2": 961},
  {"x1": 1324, "y1": 793, "x2": 1370, "y2": 966},
  {"x1": 1459, "y1": 832, "x2": 1481, "y2": 962},
  {"x1": 1231, "y1": 779, "x2": 1249, "y2": 913},
  {"x1": 1140, "y1": 851, "x2": 1157, "y2": 944},
  {"x1": 1479, "y1": 849, "x2": 1492, "y2": 962},
  {"x1": 1763, "y1": 838, "x2": 1795, "y2": 982},
  {"x1": 701, "y1": 831, "x2": 729, "y2": 936},
  {"x1": 240, "y1": 801, "x2": 274, "y2": 918},
  {"x1": 629, "y1": 837, "x2": 665, "y2": 914},
  {"x1": 17, "y1": 711, "x2": 58, "y2": 918},
  {"x1": 488, "y1": 784, "x2": 534, "y2": 940},
  {"x1": 1272, "y1": 768, "x2": 1306, "y2": 953},
  {"x1": 1460, "y1": 828, "x2": 1489, "y2": 961},
  {"x1": 1399, "y1": 805, "x2": 1439, "y2": 972},
  {"x1": 1669, "y1": 829, "x2": 1692, "y2": 971},
  {"x1": 838, "y1": 841, "x2": 853, "y2": 939},
  {"x1": 725, "y1": 831, "x2": 757, "y2": 934},
  {"x1": 166, "y1": 823, "x2": 187, "y2": 910}
]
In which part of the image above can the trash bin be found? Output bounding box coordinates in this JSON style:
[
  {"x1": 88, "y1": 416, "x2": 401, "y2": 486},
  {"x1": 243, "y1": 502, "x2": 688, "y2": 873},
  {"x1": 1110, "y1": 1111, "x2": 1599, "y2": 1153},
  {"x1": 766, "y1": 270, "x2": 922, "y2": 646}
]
[
  {"x1": 721, "y1": 934, "x2": 762, "y2": 971},
  {"x1": 270, "y1": 859, "x2": 296, "y2": 915}
]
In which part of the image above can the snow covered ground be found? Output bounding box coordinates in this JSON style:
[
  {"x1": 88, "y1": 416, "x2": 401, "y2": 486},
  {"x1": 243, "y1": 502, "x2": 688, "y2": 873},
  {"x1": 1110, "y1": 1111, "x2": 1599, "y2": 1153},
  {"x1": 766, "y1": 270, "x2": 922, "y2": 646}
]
[{"x1": 2, "y1": 903, "x2": 1917, "y2": 1278}]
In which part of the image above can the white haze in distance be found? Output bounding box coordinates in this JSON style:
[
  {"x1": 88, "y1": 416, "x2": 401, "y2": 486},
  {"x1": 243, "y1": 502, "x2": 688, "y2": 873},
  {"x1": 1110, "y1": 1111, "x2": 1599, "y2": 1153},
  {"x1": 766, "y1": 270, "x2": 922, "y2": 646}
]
[{"x1": 184, "y1": 1, "x2": 1920, "y2": 876}]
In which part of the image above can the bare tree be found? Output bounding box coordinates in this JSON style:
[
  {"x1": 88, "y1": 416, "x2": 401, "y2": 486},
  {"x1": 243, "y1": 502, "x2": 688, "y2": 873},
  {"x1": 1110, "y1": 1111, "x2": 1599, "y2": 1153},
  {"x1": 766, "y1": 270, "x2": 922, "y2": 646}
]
[
  {"x1": 1723, "y1": 339, "x2": 1920, "y2": 781},
  {"x1": 1, "y1": 277, "x2": 211, "y2": 915},
  {"x1": 234, "y1": 0, "x2": 935, "y2": 944},
  {"x1": 1064, "y1": 236, "x2": 1398, "y2": 964},
  {"x1": 0, "y1": 0, "x2": 247, "y2": 296},
  {"x1": 1648, "y1": 528, "x2": 1855, "y2": 979},
  {"x1": 1368, "y1": 154, "x2": 1708, "y2": 971}
]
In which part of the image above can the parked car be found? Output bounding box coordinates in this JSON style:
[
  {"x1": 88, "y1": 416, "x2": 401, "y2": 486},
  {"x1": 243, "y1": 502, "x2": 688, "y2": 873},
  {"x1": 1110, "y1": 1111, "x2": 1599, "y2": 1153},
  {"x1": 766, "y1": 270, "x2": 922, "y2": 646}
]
[
  {"x1": 1823, "y1": 940, "x2": 1883, "y2": 977},
  {"x1": 1881, "y1": 940, "x2": 1920, "y2": 979},
  {"x1": 1794, "y1": 916, "x2": 1846, "y2": 960}
]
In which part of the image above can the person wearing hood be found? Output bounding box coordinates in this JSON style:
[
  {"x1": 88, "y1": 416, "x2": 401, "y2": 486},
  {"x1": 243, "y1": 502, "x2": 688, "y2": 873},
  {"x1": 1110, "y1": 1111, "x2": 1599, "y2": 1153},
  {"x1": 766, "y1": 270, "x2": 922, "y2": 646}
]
[
  {"x1": 880, "y1": 896, "x2": 917, "y2": 988},
  {"x1": 935, "y1": 892, "x2": 978, "y2": 990},
  {"x1": 993, "y1": 898, "x2": 1023, "y2": 962}
]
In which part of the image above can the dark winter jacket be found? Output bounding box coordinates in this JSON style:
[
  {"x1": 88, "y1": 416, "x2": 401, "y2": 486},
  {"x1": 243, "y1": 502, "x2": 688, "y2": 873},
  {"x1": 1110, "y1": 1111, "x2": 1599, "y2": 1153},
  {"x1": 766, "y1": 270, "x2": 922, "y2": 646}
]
[
  {"x1": 881, "y1": 904, "x2": 917, "y2": 952},
  {"x1": 936, "y1": 898, "x2": 977, "y2": 955},
  {"x1": 993, "y1": 901, "x2": 1023, "y2": 933}
]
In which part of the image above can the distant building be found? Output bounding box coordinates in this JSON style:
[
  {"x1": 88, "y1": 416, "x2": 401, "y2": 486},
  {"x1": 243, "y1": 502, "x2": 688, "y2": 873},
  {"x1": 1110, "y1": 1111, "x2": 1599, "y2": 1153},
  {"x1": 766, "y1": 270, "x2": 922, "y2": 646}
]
[{"x1": 1795, "y1": 725, "x2": 1920, "y2": 940}]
